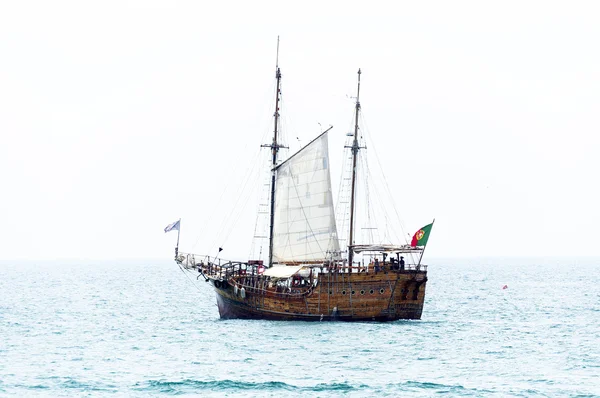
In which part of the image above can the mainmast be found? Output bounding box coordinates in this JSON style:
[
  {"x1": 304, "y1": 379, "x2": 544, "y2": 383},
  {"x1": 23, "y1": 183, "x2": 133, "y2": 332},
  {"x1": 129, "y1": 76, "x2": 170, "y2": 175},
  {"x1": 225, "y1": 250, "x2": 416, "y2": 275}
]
[
  {"x1": 267, "y1": 37, "x2": 282, "y2": 267},
  {"x1": 347, "y1": 69, "x2": 361, "y2": 267}
]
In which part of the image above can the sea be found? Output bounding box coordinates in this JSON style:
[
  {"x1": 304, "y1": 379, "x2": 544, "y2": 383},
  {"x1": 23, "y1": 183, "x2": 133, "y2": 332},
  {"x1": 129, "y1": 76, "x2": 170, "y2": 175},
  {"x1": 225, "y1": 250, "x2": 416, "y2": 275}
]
[{"x1": 1, "y1": 258, "x2": 599, "y2": 397}]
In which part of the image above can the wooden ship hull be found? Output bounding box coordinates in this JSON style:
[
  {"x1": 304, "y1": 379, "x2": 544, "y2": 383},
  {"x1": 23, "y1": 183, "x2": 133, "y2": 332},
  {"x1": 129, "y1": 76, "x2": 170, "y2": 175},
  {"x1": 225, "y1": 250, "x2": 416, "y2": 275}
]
[
  {"x1": 195, "y1": 262, "x2": 427, "y2": 321},
  {"x1": 169, "y1": 62, "x2": 435, "y2": 323}
]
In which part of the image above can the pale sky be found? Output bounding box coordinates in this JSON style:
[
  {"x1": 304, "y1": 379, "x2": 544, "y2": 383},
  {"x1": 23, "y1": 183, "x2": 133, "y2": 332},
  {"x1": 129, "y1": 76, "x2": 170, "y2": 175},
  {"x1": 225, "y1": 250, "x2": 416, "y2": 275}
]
[{"x1": 1, "y1": 1, "x2": 598, "y2": 261}]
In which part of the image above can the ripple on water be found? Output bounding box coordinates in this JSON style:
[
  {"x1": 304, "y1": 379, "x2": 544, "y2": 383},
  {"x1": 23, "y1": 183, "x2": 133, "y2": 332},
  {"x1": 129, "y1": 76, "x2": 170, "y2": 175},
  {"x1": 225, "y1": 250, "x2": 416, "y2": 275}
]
[{"x1": 138, "y1": 379, "x2": 364, "y2": 394}]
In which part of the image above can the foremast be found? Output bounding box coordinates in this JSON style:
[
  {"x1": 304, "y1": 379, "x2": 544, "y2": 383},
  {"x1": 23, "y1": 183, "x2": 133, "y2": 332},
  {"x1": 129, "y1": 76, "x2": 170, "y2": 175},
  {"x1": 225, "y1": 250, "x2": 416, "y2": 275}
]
[
  {"x1": 347, "y1": 69, "x2": 362, "y2": 267},
  {"x1": 267, "y1": 38, "x2": 282, "y2": 268}
]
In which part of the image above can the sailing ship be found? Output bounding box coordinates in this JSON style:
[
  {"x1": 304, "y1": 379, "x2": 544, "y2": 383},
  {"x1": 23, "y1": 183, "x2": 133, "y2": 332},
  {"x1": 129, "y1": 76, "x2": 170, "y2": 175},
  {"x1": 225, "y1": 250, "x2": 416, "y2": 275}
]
[{"x1": 168, "y1": 57, "x2": 434, "y2": 322}]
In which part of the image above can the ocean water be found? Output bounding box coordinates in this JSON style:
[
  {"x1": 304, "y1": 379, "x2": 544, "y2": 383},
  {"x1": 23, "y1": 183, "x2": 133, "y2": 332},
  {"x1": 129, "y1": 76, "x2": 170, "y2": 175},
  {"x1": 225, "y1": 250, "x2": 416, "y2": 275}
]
[{"x1": 1, "y1": 258, "x2": 599, "y2": 397}]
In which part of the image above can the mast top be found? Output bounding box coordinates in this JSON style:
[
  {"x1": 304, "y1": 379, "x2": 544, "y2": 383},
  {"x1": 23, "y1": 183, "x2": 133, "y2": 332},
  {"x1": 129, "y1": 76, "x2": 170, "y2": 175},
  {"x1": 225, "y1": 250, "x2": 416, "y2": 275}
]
[
  {"x1": 355, "y1": 68, "x2": 361, "y2": 108},
  {"x1": 276, "y1": 36, "x2": 281, "y2": 76}
]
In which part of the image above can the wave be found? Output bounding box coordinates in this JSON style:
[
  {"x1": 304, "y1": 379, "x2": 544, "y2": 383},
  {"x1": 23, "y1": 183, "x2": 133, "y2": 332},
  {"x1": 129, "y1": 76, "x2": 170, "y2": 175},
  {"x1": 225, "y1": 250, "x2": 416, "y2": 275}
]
[
  {"x1": 396, "y1": 381, "x2": 495, "y2": 395},
  {"x1": 9, "y1": 379, "x2": 117, "y2": 393},
  {"x1": 138, "y1": 379, "x2": 492, "y2": 395},
  {"x1": 138, "y1": 379, "x2": 360, "y2": 393}
]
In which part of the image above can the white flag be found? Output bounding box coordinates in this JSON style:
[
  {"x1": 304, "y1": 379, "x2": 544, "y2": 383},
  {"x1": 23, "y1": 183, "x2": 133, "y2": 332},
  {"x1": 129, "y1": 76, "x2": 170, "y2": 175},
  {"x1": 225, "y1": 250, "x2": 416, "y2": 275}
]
[{"x1": 164, "y1": 219, "x2": 180, "y2": 233}]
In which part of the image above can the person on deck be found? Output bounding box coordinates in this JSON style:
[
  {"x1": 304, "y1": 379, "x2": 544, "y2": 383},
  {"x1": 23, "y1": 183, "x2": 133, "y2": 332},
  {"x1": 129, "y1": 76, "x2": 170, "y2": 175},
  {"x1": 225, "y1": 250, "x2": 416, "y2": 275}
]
[
  {"x1": 400, "y1": 256, "x2": 405, "y2": 271},
  {"x1": 374, "y1": 258, "x2": 380, "y2": 273}
]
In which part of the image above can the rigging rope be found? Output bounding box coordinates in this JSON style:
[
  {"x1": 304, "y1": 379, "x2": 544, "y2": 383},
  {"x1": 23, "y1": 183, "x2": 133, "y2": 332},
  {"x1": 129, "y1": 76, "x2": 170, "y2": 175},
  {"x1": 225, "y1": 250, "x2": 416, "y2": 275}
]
[
  {"x1": 190, "y1": 79, "x2": 278, "y2": 253},
  {"x1": 334, "y1": 110, "x2": 361, "y2": 254},
  {"x1": 177, "y1": 262, "x2": 205, "y2": 294},
  {"x1": 360, "y1": 112, "x2": 420, "y2": 265},
  {"x1": 207, "y1": 147, "x2": 263, "y2": 254}
]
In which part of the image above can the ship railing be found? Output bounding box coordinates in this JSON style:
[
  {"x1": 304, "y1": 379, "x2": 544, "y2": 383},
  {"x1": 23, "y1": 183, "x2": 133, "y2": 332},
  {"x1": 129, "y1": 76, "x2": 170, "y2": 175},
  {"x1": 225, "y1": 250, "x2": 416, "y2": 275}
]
[
  {"x1": 320, "y1": 263, "x2": 427, "y2": 273},
  {"x1": 405, "y1": 263, "x2": 428, "y2": 272},
  {"x1": 176, "y1": 252, "x2": 266, "y2": 280},
  {"x1": 176, "y1": 251, "x2": 427, "y2": 277}
]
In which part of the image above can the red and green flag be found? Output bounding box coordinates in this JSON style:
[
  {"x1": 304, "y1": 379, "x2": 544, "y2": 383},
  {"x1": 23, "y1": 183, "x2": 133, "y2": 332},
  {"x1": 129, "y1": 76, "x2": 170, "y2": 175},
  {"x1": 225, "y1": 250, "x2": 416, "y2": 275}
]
[{"x1": 411, "y1": 223, "x2": 433, "y2": 247}]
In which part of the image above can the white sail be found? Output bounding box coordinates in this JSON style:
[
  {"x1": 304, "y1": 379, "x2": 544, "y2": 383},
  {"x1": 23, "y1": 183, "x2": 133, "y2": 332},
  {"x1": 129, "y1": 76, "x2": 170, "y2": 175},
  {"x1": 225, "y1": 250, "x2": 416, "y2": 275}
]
[{"x1": 272, "y1": 131, "x2": 340, "y2": 263}]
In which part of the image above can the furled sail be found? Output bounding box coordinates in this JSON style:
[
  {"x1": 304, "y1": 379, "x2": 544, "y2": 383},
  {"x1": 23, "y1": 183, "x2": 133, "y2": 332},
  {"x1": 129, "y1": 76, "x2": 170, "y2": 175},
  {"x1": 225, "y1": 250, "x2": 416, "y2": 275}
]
[{"x1": 272, "y1": 131, "x2": 340, "y2": 263}]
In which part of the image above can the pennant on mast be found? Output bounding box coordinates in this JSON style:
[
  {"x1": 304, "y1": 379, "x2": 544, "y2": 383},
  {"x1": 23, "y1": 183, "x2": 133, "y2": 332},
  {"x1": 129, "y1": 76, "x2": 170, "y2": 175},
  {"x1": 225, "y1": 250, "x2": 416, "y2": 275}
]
[{"x1": 164, "y1": 219, "x2": 180, "y2": 233}]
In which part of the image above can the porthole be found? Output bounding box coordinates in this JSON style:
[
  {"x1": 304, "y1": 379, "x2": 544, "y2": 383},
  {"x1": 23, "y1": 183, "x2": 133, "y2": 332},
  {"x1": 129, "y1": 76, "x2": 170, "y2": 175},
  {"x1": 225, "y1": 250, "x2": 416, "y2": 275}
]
[
  {"x1": 379, "y1": 288, "x2": 385, "y2": 294},
  {"x1": 342, "y1": 290, "x2": 346, "y2": 295},
  {"x1": 360, "y1": 290, "x2": 365, "y2": 295},
  {"x1": 329, "y1": 290, "x2": 333, "y2": 295},
  {"x1": 369, "y1": 289, "x2": 374, "y2": 294},
  {"x1": 351, "y1": 290, "x2": 356, "y2": 295}
]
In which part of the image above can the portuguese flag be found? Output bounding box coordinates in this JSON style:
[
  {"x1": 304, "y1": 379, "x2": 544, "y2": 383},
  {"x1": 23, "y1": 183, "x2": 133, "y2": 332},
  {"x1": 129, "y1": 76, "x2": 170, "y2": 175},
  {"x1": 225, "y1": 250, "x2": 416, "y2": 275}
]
[{"x1": 411, "y1": 223, "x2": 433, "y2": 247}]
